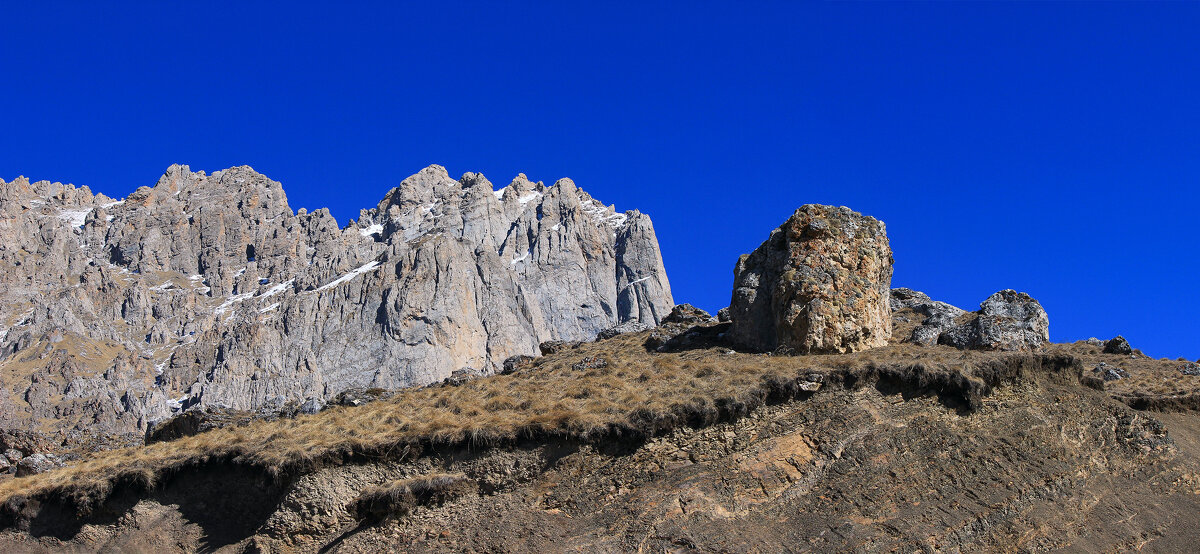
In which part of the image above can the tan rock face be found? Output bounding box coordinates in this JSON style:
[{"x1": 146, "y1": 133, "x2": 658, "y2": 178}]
[
  {"x1": 0, "y1": 164, "x2": 674, "y2": 442},
  {"x1": 728, "y1": 204, "x2": 892, "y2": 354}
]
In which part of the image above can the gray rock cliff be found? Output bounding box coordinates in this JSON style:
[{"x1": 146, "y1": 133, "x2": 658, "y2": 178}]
[{"x1": 0, "y1": 164, "x2": 673, "y2": 441}]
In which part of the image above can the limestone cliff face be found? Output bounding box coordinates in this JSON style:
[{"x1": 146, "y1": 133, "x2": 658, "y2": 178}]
[{"x1": 0, "y1": 164, "x2": 673, "y2": 438}]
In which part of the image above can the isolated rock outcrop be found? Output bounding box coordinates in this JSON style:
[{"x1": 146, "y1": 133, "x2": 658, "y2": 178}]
[
  {"x1": 1093, "y1": 362, "x2": 1128, "y2": 381},
  {"x1": 0, "y1": 164, "x2": 674, "y2": 443},
  {"x1": 728, "y1": 205, "x2": 893, "y2": 354},
  {"x1": 1104, "y1": 336, "x2": 1133, "y2": 355},
  {"x1": 936, "y1": 290, "x2": 1049, "y2": 351},
  {"x1": 896, "y1": 289, "x2": 1049, "y2": 352}
]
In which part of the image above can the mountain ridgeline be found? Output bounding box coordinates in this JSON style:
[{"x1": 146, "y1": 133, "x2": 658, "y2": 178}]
[{"x1": 0, "y1": 165, "x2": 673, "y2": 440}]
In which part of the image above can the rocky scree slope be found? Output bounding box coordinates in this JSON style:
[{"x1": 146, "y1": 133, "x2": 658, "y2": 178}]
[{"x1": 0, "y1": 165, "x2": 673, "y2": 442}]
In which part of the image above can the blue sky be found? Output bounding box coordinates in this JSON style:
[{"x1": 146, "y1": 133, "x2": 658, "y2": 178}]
[{"x1": 2, "y1": 2, "x2": 1197, "y2": 359}]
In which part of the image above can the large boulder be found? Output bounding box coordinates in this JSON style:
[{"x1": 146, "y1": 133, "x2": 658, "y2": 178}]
[
  {"x1": 938, "y1": 290, "x2": 1049, "y2": 351},
  {"x1": 728, "y1": 205, "x2": 893, "y2": 354}
]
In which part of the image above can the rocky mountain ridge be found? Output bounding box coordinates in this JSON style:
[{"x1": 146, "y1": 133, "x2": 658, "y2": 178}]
[
  {"x1": 3, "y1": 193, "x2": 1200, "y2": 553},
  {"x1": 0, "y1": 164, "x2": 673, "y2": 442}
]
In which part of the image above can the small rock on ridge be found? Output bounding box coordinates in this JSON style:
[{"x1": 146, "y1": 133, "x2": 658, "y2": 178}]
[
  {"x1": 1104, "y1": 336, "x2": 1134, "y2": 355},
  {"x1": 937, "y1": 290, "x2": 1050, "y2": 351},
  {"x1": 894, "y1": 288, "x2": 1050, "y2": 351},
  {"x1": 661, "y1": 304, "x2": 713, "y2": 325}
]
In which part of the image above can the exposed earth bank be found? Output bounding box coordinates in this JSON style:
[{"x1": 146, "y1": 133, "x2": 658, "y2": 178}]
[{"x1": 3, "y1": 334, "x2": 1199, "y2": 553}]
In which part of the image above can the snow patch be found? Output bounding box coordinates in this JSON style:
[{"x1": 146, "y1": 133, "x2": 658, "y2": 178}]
[
  {"x1": 620, "y1": 276, "x2": 652, "y2": 292},
  {"x1": 58, "y1": 209, "x2": 91, "y2": 227},
  {"x1": 518, "y1": 192, "x2": 542, "y2": 205},
  {"x1": 214, "y1": 291, "x2": 255, "y2": 315},
  {"x1": 580, "y1": 201, "x2": 627, "y2": 229},
  {"x1": 259, "y1": 303, "x2": 280, "y2": 313},
  {"x1": 359, "y1": 223, "x2": 383, "y2": 237},
  {"x1": 511, "y1": 251, "x2": 530, "y2": 266},
  {"x1": 260, "y1": 279, "x2": 294, "y2": 298},
  {"x1": 312, "y1": 260, "x2": 382, "y2": 292},
  {"x1": 492, "y1": 187, "x2": 507, "y2": 201}
]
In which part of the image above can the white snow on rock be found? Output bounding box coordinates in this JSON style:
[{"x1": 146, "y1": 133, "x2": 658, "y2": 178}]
[
  {"x1": 518, "y1": 192, "x2": 542, "y2": 205},
  {"x1": 260, "y1": 279, "x2": 295, "y2": 298},
  {"x1": 214, "y1": 291, "x2": 256, "y2": 315},
  {"x1": 312, "y1": 260, "x2": 382, "y2": 292},
  {"x1": 580, "y1": 201, "x2": 627, "y2": 229},
  {"x1": 620, "y1": 276, "x2": 652, "y2": 292},
  {"x1": 58, "y1": 209, "x2": 91, "y2": 228},
  {"x1": 359, "y1": 224, "x2": 383, "y2": 237}
]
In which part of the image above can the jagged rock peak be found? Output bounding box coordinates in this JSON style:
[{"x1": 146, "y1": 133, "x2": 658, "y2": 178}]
[{"x1": 0, "y1": 163, "x2": 674, "y2": 445}]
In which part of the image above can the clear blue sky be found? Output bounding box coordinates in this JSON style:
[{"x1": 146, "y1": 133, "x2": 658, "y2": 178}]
[{"x1": 2, "y1": 2, "x2": 1197, "y2": 359}]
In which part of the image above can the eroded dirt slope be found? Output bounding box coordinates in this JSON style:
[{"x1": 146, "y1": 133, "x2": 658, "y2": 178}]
[{"x1": 3, "y1": 345, "x2": 1199, "y2": 553}]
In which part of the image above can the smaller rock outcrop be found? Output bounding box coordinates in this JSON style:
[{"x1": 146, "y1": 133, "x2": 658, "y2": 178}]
[
  {"x1": 15, "y1": 453, "x2": 63, "y2": 477},
  {"x1": 728, "y1": 205, "x2": 893, "y2": 354},
  {"x1": 1104, "y1": 336, "x2": 1134, "y2": 355},
  {"x1": 890, "y1": 288, "x2": 966, "y2": 346},
  {"x1": 897, "y1": 289, "x2": 1049, "y2": 351},
  {"x1": 642, "y1": 304, "x2": 723, "y2": 352},
  {"x1": 596, "y1": 321, "x2": 653, "y2": 341},
  {"x1": 937, "y1": 290, "x2": 1050, "y2": 351},
  {"x1": 661, "y1": 304, "x2": 713, "y2": 325},
  {"x1": 501, "y1": 355, "x2": 534, "y2": 375},
  {"x1": 1093, "y1": 362, "x2": 1129, "y2": 381},
  {"x1": 539, "y1": 341, "x2": 580, "y2": 356}
]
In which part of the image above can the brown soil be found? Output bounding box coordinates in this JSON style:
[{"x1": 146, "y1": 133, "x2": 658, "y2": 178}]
[{"x1": 2, "y1": 330, "x2": 1200, "y2": 552}]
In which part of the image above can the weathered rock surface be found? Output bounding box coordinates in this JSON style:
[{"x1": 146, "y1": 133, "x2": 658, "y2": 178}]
[
  {"x1": 889, "y1": 288, "x2": 966, "y2": 346},
  {"x1": 728, "y1": 205, "x2": 893, "y2": 353},
  {"x1": 894, "y1": 288, "x2": 1050, "y2": 351},
  {"x1": 0, "y1": 165, "x2": 673, "y2": 443},
  {"x1": 1093, "y1": 362, "x2": 1129, "y2": 381},
  {"x1": 1104, "y1": 335, "x2": 1134, "y2": 355},
  {"x1": 660, "y1": 303, "x2": 712, "y2": 325},
  {"x1": 938, "y1": 290, "x2": 1050, "y2": 351},
  {"x1": 595, "y1": 321, "x2": 653, "y2": 341}
]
